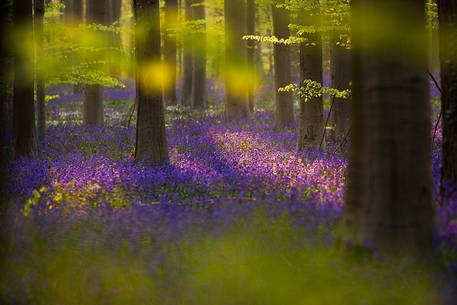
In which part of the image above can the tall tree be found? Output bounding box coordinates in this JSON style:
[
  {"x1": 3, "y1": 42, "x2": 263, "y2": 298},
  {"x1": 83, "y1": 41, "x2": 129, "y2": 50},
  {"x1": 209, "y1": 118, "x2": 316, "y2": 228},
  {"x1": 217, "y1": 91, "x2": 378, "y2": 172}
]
[
  {"x1": 181, "y1": 0, "x2": 193, "y2": 106},
  {"x1": 164, "y1": 0, "x2": 178, "y2": 105},
  {"x1": 272, "y1": 2, "x2": 294, "y2": 127},
  {"x1": 428, "y1": 0, "x2": 440, "y2": 74},
  {"x1": 108, "y1": 0, "x2": 122, "y2": 24},
  {"x1": 63, "y1": 0, "x2": 83, "y2": 94},
  {"x1": 297, "y1": 5, "x2": 324, "y2": 150},
  {"x1": 62, "y1": 0, "x2": 84, "y2": 23},
  {"x1": 107, "y1": 0, "x2": 122, "y2": 49},
  {"x1": 224, "y1": 0, "x2": 250, "y2": 120},
  {"x1": 13, "y1": 0, "x2": 36, "y2": 158},
  {"x1": 437, "y1": 0, "x2": 457, "y2": 196},
  {"x1": 134, "y1": 0, "x2": 169, "y2": 164},
  {"x1": 342, "y1": 0, "x2": 435, "y2": 253},
  {"x1": 246, "y1": 0, "x2": 256, "y2": 112},
  {"x1": 83, "y1": 0, "x2": 107, "y2": 126},
  {"x1": 191, "y1": 0, "x2": 206, "y2": 108},
  {"x1": 0, "y1": 0, "x2": 12, "y2": 192},
  {"x1": 34, "y1": 0, "x2": 45, "y2": 145},
  {"x1": 330, "y1": 45, "x2": 351, "y2": 140},
  {"x1": 0, "y1": 0, "x2": 12, "y2": 278},
  {"x1": 63, "y1": 0, "x2": 83, "y2": 22}
]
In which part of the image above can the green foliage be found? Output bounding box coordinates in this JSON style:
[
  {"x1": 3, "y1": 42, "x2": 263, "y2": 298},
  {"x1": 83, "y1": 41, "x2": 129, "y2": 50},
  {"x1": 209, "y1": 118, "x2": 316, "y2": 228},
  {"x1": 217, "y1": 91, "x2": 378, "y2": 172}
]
[
  {"x1": 23, "y1": 186, "x2": 48, "y2": 216},
  {"x1": 246, "y1": 0, "x2": 351, "y2": 48},
  {"x1": 279, "y1": 79, "x2": 351, "y2": 101},
  {"x1": 37, "y1": 2, "x2": 127, "y2": 89},
  {"x1": 45, "y1": 94, "x2": 60, "y2": 103},
  {"x1": 243, "y1": 34, "x2": 305, "y2": 45},
  {"x1": 426, "y1": 0, "x2": 438, "y2": 30}
]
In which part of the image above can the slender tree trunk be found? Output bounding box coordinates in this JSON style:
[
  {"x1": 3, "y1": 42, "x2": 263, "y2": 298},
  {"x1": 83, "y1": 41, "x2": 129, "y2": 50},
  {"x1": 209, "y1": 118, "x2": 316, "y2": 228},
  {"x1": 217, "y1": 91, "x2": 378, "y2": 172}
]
[
  {"x1": 83, "y1": 0, "x2": 106, "y2": 126},
  {"x1": 63, "y1": 0, "x2": 83, "y2": 93},
  {"x1": 267, "y1": 29, "x2": 274, "y2": 78},
  {"x1": 428, "y1": 0, "x2": 440, "y2": 74},
  {"x1": 297, "y1": 7, "x2": 323, "y2": 150},
  {"x1": 438, "y1": 0, "x2": 457, "y2": 196},
  {"x1": 181, "y1": 0, "x2": 193, "y2": 106},
  {"x1": 83, "y1": 85, "x2": 104, "y2": 125},
  {"x1": 246, "y1": 0, "x2": 256, "y2": 112},
  {"x1": 224, "y1": 0, "x2": 250, "y2": 120},
  {"x1": 0, "y1": 0, "x2": 12, "y2": 193},
  {"x1": 134, "y1": 0, "x2": 168, "y2": 164},
  {"x1": 191, "y1": 0, "x2": 206, "y2": 108},
  {"x1": 0, "y1": 0, "x2": 12, "y2": 275},
  {"x1": 272, "y1": 3, "x2": 293, "y2": 127},
  {"x1": 63, "y1": 0, "x2": 83, "y2": 22},
  {"x1": 108, "y1": 0, "x2": 122, "y2": 44},
  {"x1": 13, "y1": 0, "x2": 36, "y2": 158},
  {"x1": 177, "y1": 0, "x2": 182, "y2": 80},
  {"x1": 342, "y1": 0, "x2": 435, "y2": 254},
  {"x1": 110, "y1": 0, "x2": 122, "y2": 23},
  {"x1": 164, "y1": 0, "x2": 178, "y2": 105},
  {"x1": 255, "y1": 41, "x2": 264, "y2": 80},
  {"x1": 34, "y1": 0, "x2": 46, "y2": 146},
  {"x1": 331, "y1": 45, "x2": 351, "y2": 140}
]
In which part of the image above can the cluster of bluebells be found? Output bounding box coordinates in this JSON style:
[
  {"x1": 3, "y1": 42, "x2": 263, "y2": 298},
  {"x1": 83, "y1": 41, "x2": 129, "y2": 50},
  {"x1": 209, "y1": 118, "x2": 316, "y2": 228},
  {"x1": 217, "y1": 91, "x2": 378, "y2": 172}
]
[
  {"x1": 8, "y1": 112, "x2": 345, "y2": 214},
  {"x1": 6, "y1": 91, "x2": 457, "y2": 245}
]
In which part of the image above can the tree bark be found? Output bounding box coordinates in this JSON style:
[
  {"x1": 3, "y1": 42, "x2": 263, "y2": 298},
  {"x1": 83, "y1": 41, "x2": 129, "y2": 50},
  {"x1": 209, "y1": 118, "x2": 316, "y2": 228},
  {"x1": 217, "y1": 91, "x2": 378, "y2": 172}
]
[
  {"x1": 83, "y1": 0, "x2": 107, "y2": 126},
  {"x1": 108, "y1": 0, "x2": 122, "y2": 23},
  {"x1": 13, "y1": 0, "x2": 36, "y2": 158},
  {"x1": 191, "y1": 0, "x2": 206, "y2": 108},
  {"x1": 63, "y1": 0, "x2": 83, "y2": 93},
  {"x1": 342, "y1": 0, "x2": 435, "y2": 254},
  {"x1": 107, "y1": 0, "x2": 122, "y2": 44},
  {"x1": 35, "y1": 0, "x2": 46, "y2": 146},
  {"x1": 63, "y1": 0, "x2": 83, "y2": 22},
  {"x1": 224, "y1": 0, "x2": 250, "y2": 120},
  {"x1": 0, "y1": 0, "x2": 12, "y2": 191},
  {"x1": 272, "y1": 3, "x2": 294, "y2": 127},
  {"x1": 246, "y1": 0, "x2": 256, "y2": 112},
  {"x1": 164, "y1": 0, "x2": 178, "y2": 105},
  {"x1": 331, "y1": 45, "x2": 351, "y2": 139},
  {"x1": 428, "y1": 0, "x2": 440, "y2": 74},
  {"x1": 437, "y1": 0, "x2": 457, "y2": 196},
  {"x1": 297, "y1": 7, "x2": 323, "y2": 151},
  {"x1": 181, "y1": 0, "x2": 193, "y2": 106},
  {"x1": 134, "y1": 0, "x2": 169, "y2": 165}
]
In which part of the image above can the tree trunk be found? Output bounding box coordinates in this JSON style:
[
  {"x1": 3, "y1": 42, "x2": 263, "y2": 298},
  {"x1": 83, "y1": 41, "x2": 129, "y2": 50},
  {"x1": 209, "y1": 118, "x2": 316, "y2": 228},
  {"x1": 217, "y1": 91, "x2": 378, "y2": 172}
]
[
  {"x1": 191, "y1": 0, "x2": 206, "y2": 108},
  {"x1": 109, "y1": 0, "x2": 122, "y2": 23},
  {"x1": 107, "y1": 0, "x2": 122, "y2": 44},
  {"x1": 272, "y1": 3, "x2": 293, "y2": 127},
  {"x1": 63, "y1": 0, "x2": 83, "y2": 22},
  {"x1": 331, "y1": 45, "x2": 351, "y2": 140},
  {"x1": 438, "y1": 0, "x2": 457, "y2": 197},
  {"x1": 297, "y1": 7, "x2": 323, "y2": 151},
  {"x1": 134, "y1": 0, "x2": 169, "y2": 165},
  {"x1": 342, "y1": 0, "x2": 435, "y2": 254},
  {"x1": 83, "y1": 85, "x2": 104, "y2": 125},
  {"x1": 428, "y1": 0, "x2": 440, "y2": 74},
  {"x1": 35, "y1": 0, "x2": 46, "y2": 146},
  {"x1": 164, "y1": 0, "x2": 178, "y2": 105},
  {"x1": 246, "y1": 0, "x2": 256, "y2": 112},
  {"x1": 83, "y1": 0, "x2": 106, "y2": 126},
  {"x1": 63, "y1": 0, "x2": 83, "y2": 93},
  {"x1": 224, "y1": 0, "x2": 250, "y2": 120},
  {"x1": 181, "y1": 0, "x2": 193, "y2": 106},
  {"x1": 0, "y1": 0, "x2": 12, "y2": 191},
  {"x1": 13, "y1": 0, "x2": 36, "y2": 158}
]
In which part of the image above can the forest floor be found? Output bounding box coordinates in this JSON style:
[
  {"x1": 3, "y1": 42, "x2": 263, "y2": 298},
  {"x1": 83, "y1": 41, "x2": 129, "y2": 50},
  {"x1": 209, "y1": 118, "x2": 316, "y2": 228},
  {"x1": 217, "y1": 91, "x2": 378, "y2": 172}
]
[{"x1": 1, "y1": 91, "x2": 457, "y2": 304}]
